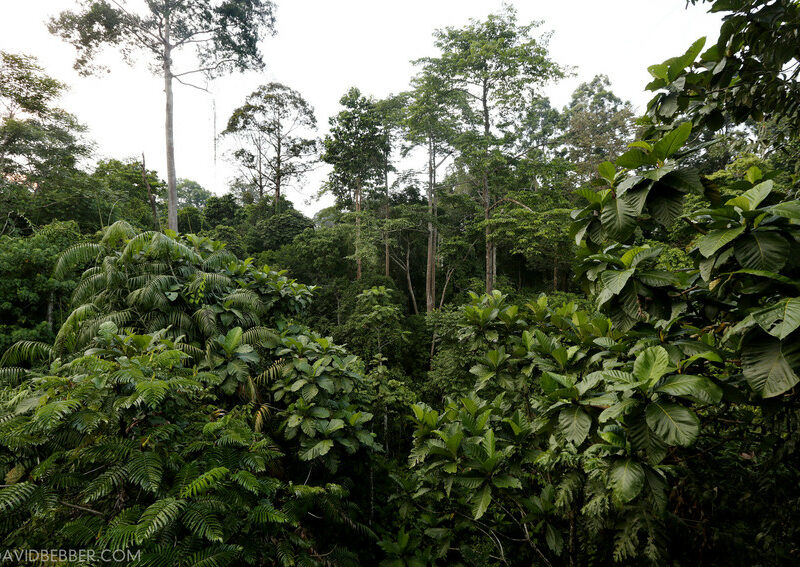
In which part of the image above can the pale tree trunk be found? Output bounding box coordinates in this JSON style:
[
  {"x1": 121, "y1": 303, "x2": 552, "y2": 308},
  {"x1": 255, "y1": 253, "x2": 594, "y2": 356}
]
[
  {"x1": 405, "y1": 244, "x2": 419, "y2": 315},
  {"x1": 274, "y1": 126, "x2": 282, "y2": 212},
  {"x1": 482, "y1": 81, "x2": 494, "y2": 293},
  {"x1": 425, "y1": 138, "x2": 436, "y2": 313},
  {"x1": 355, "y1": 179, "x2": 362, "y2": 280},
  {"x1": 163, "y1": 17, "x2": 178, "y2": 232},
  {"x1": 384, "y1": 159, "x2": 390, "y2": 278}
]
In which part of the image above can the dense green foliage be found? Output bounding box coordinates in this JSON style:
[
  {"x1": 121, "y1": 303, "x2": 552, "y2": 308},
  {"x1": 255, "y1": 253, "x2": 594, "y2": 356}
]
[{"x1": 2, "y1": 1, "x2": 800, "y2": 565}]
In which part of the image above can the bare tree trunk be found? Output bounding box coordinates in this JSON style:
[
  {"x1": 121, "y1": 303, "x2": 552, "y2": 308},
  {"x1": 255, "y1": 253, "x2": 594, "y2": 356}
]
[
  {"x1": 46, "y1": 291, "x2": 54, "y2": 332},
  {"x1": 438, "y1": 266, "x2": 455, "y2": 310},
  {"x1": 274, "y1": 132, "x2": 282, "y2": 212},
  {"x1": 405, "y1": 244, "x2": 419, "y2": 315},
  {"x1": 553, "y1": 260, "x2": 558, "y2": 291},
  {"x1": 484, "y1": 170, "x2": 493, "y2": 294},
  {"x1": 141, "y1": 154, "x2": 161, "y2": 232},
  {"x1": 163, "y1": 19, "x2": 178, "y2": 232},
  {"x1": 482, "y1": 81, "x2": 494, "y2": 293},
  {"x1": 384, "y1": 161, "x2": 390, "y2": 278},
  {"x1": 355, "y1": 179, "x2": 362, "y2": 280},
  {"x1": 426, "y1": 138, "x2": 437, "y2": 312}
]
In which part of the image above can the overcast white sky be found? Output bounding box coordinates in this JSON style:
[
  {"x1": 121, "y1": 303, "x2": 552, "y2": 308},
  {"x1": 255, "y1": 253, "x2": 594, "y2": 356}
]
[{"x1": 1, "y1": 1, "x2": 723, "y2": 215}]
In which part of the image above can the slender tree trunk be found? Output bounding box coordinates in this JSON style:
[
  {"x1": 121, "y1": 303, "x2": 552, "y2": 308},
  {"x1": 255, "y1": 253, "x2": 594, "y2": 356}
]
[
  {"x1": 484, "y1": 170, "x2": 493, "y2": 293},
  {"x1": 141, "y1": 154, "x2": 161, "y2": 232},
  {"x1": 46, "y1": 291, "x2": 54, "y2": 332},
  {"x1": 438, "y1": 266, "x2": 455, "y2": 310},
  {"x1": 426, "y1": 138, "x2": 436, "y2": 312},
  {"x1": 405, "y1": 244, "x2": 419, "y2": 315},
  {"x1": 482, "y1": 81, "x2": 494, "y2": 293},
  {"x1": 384, "y1": 158, "x2": 390, "y2": 278},
  {"x1": 553, "y1": 260, "x2": 558, "y2": 291},
  {"x1": 163, "y1": 19, "x2": 178, "y2": 232},
  {"x1": 275, "y1": 129, "x2": 282, "y2": 212},
  {"x1": 355, "y1": 179, "x2": 362, "y2": 280}
]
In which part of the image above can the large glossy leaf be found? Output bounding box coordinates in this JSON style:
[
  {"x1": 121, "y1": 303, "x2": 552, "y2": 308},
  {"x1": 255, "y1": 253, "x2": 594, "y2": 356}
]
[
  {"x1": 697, "y1": 226, "x2": 745, "y2": 257},
  {"x1": 645, "y1": 402, "x2": 699, "y2": 446},
  {"x1": 734, "y1": 232, "x2": 789, "y2": 271},
  {"x1": 653, "y1": 122, "x2": 692, "y2": 160},
  {"x1": 725, "y1": 180, "x2": 773, "y2": 211},
  {"x1": 601, "y1": 197, "x2": 637, "y2": 241},
  {"x1": 472, "y1": 485, "x2": 492, "y2": 520},
  {"x1": 558, "y1": 406, "x2": 591, "y2": 445},
  {"x1": 655, "y1": 374, "x2": 723, "y2": 403},
  {"x1": 742, "y1": 336, "x2": 800, "y2": 397},
  {"x1": 600, "y1": 269, "x2": 634, "y2": 296},
  {"x1": 633, "y1": 346, "x2": 671, "y2": 386},
  {"x1": 609, "y1": 458, "x2": 645, "y2": 503},
  {"x1": 616, "y1": 149, "x2": 657, "y2": 170},
  {"x1": 752, "y1": 298, "x2": 800, "y2": 340}
]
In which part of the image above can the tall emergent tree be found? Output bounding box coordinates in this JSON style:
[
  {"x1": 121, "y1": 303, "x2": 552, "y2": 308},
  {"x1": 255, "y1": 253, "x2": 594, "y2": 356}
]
[
  {"x1": 403, "y1": 65, "x2": 463, "y2": 312},
  {"x1": 222, "y1": 82, "x2": 317, "y2": 212},
  {"x1": 425, "y1": 6, "x2": 564, "y2": 292},
  {"x1": 322, "y1": 87, "x2": 388, "y2": 280},
  {"x1": 49, "y1": 0, "x2": 277, "y2": 232},
  {"x1": 561, "y1": 74, "x2": 635, "y2": 185}
]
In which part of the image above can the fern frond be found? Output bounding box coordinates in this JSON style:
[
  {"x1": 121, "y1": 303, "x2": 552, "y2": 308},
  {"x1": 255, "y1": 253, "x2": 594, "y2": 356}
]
[
  {"x1": 0, "y1": 341, "x2": 54, "y2": 366},
  {"x1": 135, "y1": 498, "x2": 185, "y2": 544},
  {"x1": 180, "y1": 467, "x2": 229, "y2": 498},
  {"x1": 241, "y1": 326, "x2": 279, "y2": 348}
]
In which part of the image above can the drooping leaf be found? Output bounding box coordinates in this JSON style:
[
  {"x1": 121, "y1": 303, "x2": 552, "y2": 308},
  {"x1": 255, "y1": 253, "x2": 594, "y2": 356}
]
[
  {"x1": 645, "y1": 402, "x2": 700, "y2": 446},
  {"x1": 696, "y1": 226, "x2": 745, "y2": 257},
  {"x1": 633, "y1": 346, "x2": 671, "y2": 386},
  {"x1": 653, "y1": 122, "x2": 692, "y2": 160},
  {"x1": 741, "y1": 336, "x2": 800, "y2": 398},
  {"x1": 609, "y1": 458, "x2": 645, "y2": 503},
  {"x1": 601, "y1": 198, "x2": 637, "y2": 241},
  {"x1": 734, "y1": 232, "x2": 789, "y2": 272},
  {"x1": 559, "y1": 406, "x2": 592, "y2": 445},
  {"x1": 655, "y1": 374, "x2": 723, "y2": 403},
  {"x1": 752, "y1": 298, "x2": 800, "y2": 340}
]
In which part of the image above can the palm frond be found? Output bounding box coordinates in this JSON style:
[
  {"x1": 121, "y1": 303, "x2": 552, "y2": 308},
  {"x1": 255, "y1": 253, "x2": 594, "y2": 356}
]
[
  {"x1": 101, "y1": 220, "x2": 138, "y2": 248},
  {"x1": 242, "y1": 327, "x2": 279, "y2": 348},
  {"x1": 0, "y1": 341, "x2": 54, "y2": 366},
  {"x1": 53, "y1": 243, "x2": 104, "y2": 279}
]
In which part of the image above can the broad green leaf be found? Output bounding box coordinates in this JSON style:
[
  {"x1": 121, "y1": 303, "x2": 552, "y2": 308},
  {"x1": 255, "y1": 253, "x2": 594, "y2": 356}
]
[
  {"x1": 472, "y1": 485, "x2": 492, "y2": 520},
  {"x1": 633, "y1": 346, "x2": 671, "y2": 386},
  {"x1": 299, "y1": 439, "x2": 334, "y2": 461},
  {"x1": 601, "y1": 198, "x2": 637, "y2": 241},
  {"x1": 559, "y1": 406, "x2": 591, "y2": 445},
  {"x1": 545, "y1": 523, "x2": 564, "y2": 555},
  {"x1": 223, "y1": 327, "x2": 243, "y2": 353},
  {"x1": 653, "y1": 122, "x2": 692, "y2": 160},
  {"x1": 598, "y1": 161, "x2": 616, "y2": 184},
  {"x1": 697, "y1": 226, "x2": 745, "y2": 257},
  {"x1": 745, "y1": 166, "x2": 762, "y2": 184},
  {"x1": 768, "y1": 200, "x2": 800, "y2": 220},
  {"x1": 725, "y1": 180, "x2": 773, "y2": 211},
  {"x1": 752, "y1": 298, "x2": 800, "y2": 340},
  {"x1": 734, "y1": 232, "x2": 789, "y2": 271},
  {"x1": 600, "y1": 269, "x2": 635, "y2": 295},
  {"x1": 655, "y1": 374, "x2": 723, "y2": 403},
  {"x1": 599, "y1": 398, "x2": 638, "y2": 422},
  {"x1": 667, "y1": 37, "x2": 706, "y2": 81},
  {"x1": 616, "y1": 149, "x2": 657, "y2": 170},
  {"x1": 645, "y1": 402, "x2": 700, "y2": 446},
  {"x1": 609, "y1": 458, "x2": 645, "y2": 502},
  {"x1": 742, "y1": 336, "x2": 800, "y2": 398}
]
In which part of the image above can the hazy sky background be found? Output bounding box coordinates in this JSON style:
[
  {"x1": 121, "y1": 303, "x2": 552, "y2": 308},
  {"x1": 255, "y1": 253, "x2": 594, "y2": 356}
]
[{"x1": 0, "y1": 1, "x2": 723, "y2": 215}]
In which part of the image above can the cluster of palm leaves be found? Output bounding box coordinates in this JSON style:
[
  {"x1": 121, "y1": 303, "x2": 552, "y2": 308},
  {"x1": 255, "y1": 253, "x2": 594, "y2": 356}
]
[{"x1": 0, "y1": 223, "x2": 378, "y2": 566}]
